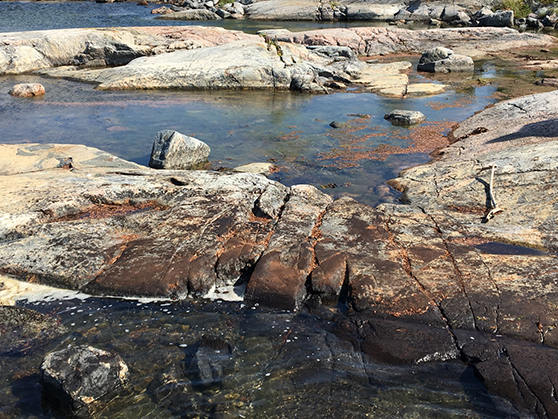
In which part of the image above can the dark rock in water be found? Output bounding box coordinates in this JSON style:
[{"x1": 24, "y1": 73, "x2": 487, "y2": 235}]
[
  {"x1": 149, "y1": 130, "x2": 211, "y2": 170},
  {"x1": 40, "y1": 345, "x2": 129, "y2": 414},
  {"x1": 0, "y1": 305, "x2": 66, "y2": 355},
  {"x1": 359, "y1": 318, "x2": 459, "y2": 364},
  {"x1": 329, "y1": 120, "x2": 346, "y2": 128},
  {"x1": 454, "y1": 330, "x2": 558, "y2": 417},
  {"x1": 188, "y1": 335, "x2": 234, "y2": 388},
  {"x1": 384, "y1": 109, "x2": 426, "y2": 126},
  {"x1": 417, "y1": 47, "x2": 474, "y2": 73}
]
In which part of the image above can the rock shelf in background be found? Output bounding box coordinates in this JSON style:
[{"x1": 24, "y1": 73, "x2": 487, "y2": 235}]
[{"x1": 0, "y1": 26, "x2": 554, "y2": 95}]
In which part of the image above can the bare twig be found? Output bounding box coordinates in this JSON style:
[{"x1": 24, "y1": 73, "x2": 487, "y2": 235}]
[{"x1": 483, "y1": 164, "x2": 504, "y2": 222}]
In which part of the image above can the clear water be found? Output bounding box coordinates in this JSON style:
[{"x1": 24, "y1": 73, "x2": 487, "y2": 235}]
[
  {"x1": 0, "y1": 71, "x2": 496, "y2": 207},
  {"x1": 0, "y1": 1, "x2": 403, "y2": 34},
  {"x1": 1, "y1": 297, "x2": 522, "y2": 418},
  {"x1": 0, "y1": 3, "x2": 530, "y2": 418}
]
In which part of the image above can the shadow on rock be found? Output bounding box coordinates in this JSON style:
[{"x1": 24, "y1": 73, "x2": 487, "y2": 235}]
[{"x1": 487, "y1": 119, "x2": 558, "y2": 143}]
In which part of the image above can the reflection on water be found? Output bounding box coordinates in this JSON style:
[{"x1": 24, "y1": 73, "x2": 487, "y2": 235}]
[
  {"x1": 0, "y1": 297, "x2": 521, "y2": 418},
  {"x1": 0, "y1": 71, "x2": 495, "y2": 207},
  {"x1": 0, "y1": 1, "x2": 403, "y2": 34}
]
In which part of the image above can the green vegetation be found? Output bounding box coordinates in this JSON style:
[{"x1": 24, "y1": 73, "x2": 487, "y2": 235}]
[{"x1": 496, "y1": 0, "x2": 532, "y2": 18}]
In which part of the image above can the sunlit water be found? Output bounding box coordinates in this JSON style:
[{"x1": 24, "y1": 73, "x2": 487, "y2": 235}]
[{"x1": 0, "y1": 2, "x2": 534, "y2": 418}]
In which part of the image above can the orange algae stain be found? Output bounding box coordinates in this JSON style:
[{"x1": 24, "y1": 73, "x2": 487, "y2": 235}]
[{"x1": 318, "y1": 120, "x2": 455, "y2": 168}]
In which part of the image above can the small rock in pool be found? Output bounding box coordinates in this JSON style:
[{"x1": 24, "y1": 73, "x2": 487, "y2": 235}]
[
  {"x1": 384, "y1": 110, "x2": 426, "y2": 126},
  {"x1": 9, "y1": 83, "x2": 45, "y2": 98}
]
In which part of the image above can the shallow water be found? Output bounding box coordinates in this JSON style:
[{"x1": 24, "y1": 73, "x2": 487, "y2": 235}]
[
  {"x1": 0, "y1": 1, "x2": 405, "y2": 34},
  {"x1": 0, "y1": 296, "x2": 523, "y2": 418},
  {"x1": 0, "y1": 71, "x2": 496, "y2": 206}
]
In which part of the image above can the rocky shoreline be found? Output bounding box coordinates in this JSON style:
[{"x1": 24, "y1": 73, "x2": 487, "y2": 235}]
[
  {"x1": 2, "y1": 24, "x2": 558, "y2": 417},
  {"x1": 2, "y1": 88, "x2": 558, "y2": 416}
]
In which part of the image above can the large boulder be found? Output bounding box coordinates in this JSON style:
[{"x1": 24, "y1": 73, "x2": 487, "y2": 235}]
[
  {"x1": 40, "y1": 345, "x2": 129, "y2": 413},
  {"x1": 149, "y1": 130, "x2": 211, "y2": 170},
  {"x1": 477, "y1": 10, "x2": 514, "y2": 27},
  {"x1": 417, "y1": 47, "x2": 474, "y2": 73}
]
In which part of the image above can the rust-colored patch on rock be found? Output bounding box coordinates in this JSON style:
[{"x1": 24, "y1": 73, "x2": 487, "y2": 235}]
[{"x1": 52, "y1": 200, "x2": 168, "y2": 222}]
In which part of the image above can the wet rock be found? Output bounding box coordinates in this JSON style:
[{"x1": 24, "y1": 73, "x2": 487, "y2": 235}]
[
  {"x1": 188, "y1": 335, "x2": 234, "y2": 388},
  {"x1": 329, "y1": 120, "x2": 347, "y2": 129},
  {"x1": 384, "y1": 109, "x2": 426, "y2": 126},
  {"x1": 477, "y1": 10, "x2": 514, "y2": 27},
  {"x1": 149, "y1": 130, "x2": 211, "y2": 170},
  {"x1": 0, "y1": 305, "x2": 66, "y2": 355},
  {"x1": 360, "y1": 318, "x2": 459, "y2": 364},
  {"x1": 8, "y1": 83, "x2": 45, "y2": 98},
  {"x1": 40, "y1": 345, "x2": 129, "y2": 414},
  {"x1": 417, "y1": 47, "x2": 474, "y2": 73}
]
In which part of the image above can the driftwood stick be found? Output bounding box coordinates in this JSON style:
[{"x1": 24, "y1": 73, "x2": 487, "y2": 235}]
[{"x1": 483, "y1": 164, "x2": 503, "y2": 222}]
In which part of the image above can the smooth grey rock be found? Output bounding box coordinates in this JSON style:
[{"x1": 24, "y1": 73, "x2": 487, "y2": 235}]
[
  {"x1": 8, "y1": 83, "x2": 45, "y2": 98},
  {"x1": 417, "y1": 47, "x2": 474, "y2": 73},
  {"x1": 477, "y1": 10, "x2": 514, "y2": 27},
  {"x1": 149, "y1": 130, "x2": 210, "y2": 170},
  {"x1": 40, "y1": 345, "x2": 129, "y2": 413},
  {"x1": 384, "y1": 109, "x2": 426, "y2": 126}
]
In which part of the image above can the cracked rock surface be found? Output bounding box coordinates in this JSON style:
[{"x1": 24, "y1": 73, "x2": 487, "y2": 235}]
[{"x1": 2, "y1": 90, "x2": 558, "y2": 416}]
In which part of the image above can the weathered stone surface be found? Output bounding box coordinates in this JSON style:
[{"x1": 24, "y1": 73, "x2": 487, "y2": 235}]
[
  {"x1": 0, "y1": 305, "x2": 66, "y2": 355},
  {"x1": 477, "y1": 10, "x2": 514, "y2": 27},
  {"x1": 417, "y1": 47, "x2": 474, "y2": 73},
  {"x1": 156, "y1": 9, "x2": 221, "y2": 20},
  {"x1": 273, "y1": 27, "x2": 555, "y2": 58},
  {"x1": 384, "y1": 109, "x2": 426, "y2": 126},
  {"x1": 0, "y1": 27, "x2": 255, "y2": 75},
  {"x1": 40, "y1": 345, "x2": 129, "y2": 413},
  {"x1": 245, "y1": 185, "x2": 333, "y2": 310},
  {"x1": 8, "y1": 83, "x2": 45, "y2": 97},
  {"x1": 149, "y1": 130, "x2": 211, "y2": 170}
]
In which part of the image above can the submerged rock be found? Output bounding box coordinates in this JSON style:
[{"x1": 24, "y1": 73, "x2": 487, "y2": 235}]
[
  {"x1": 40, "y1": 345, "x2": 129, "y2": 413},
  {"x1": 0, "y1": 305, "x2": 66, "y2": 355},
  {"x1": 8, "y1": 83, "x2": 45, "y2": 98},
  {"x1": 149, "y1": 130, "x2": 211, "y2": 170},
  {"x1": 188, "y1": 335, "x2": 234, "y2": 388}
]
